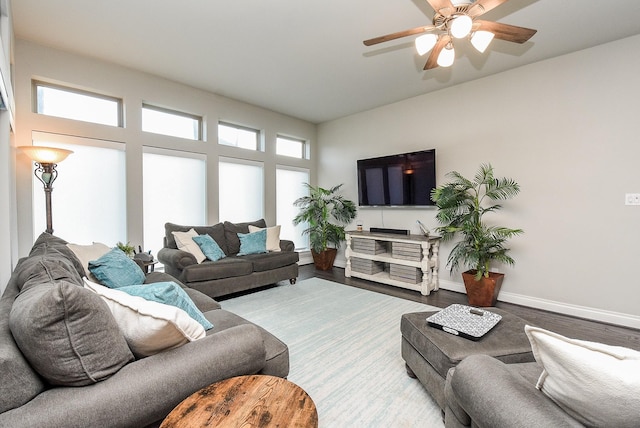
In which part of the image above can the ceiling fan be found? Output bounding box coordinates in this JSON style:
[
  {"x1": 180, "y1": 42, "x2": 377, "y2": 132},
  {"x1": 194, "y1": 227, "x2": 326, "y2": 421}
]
[{"x1": 363, "y1": 0, "x2": 537, "y2": 70}]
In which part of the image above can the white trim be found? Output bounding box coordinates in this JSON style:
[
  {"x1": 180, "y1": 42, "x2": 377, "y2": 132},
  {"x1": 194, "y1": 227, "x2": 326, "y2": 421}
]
[{"x1": 437, "y1": 279, "x2": 640, "y2": 330}]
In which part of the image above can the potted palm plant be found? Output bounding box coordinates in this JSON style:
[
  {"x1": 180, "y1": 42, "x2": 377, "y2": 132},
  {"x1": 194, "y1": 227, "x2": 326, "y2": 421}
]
[
  {"x1": 431, "y1": 164, "x2": 523, "y2": 306},
  {"x1": 293, "y1": 183, "x2": 357, "y2": 270}
]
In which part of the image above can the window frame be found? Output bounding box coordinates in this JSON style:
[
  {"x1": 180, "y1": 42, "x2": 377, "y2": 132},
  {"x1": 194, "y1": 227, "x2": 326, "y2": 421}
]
[
  {"x1": 218, "y1": 121, "x2": 262, "y2": 151},
  {"x1": 33, "y1": 80, "x2": 123, "y2": 127},
  {"x1": 276, "y1": 135, "x2": 308, "y2": 159},
  {"x1": 141, "y1": 103, "x2": 203, "y2": 141}
]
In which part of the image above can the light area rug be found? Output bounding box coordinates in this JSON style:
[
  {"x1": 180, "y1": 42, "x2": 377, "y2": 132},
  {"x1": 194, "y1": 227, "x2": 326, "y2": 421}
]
[{"x1": 221, "y1": 278, "x2": 444, "y2": 428}]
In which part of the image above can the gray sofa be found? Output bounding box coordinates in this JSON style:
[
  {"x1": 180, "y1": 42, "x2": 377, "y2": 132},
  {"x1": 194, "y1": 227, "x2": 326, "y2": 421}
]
[
  {"x1": 158, "y1": 219, "x2": 299, "y2": 298},
  {"x1": 444, "y1": 355, "x2": 584, "y2": 427},
  {"x1": 1, "y1": 233, "x2": 289, "y2": 428}
]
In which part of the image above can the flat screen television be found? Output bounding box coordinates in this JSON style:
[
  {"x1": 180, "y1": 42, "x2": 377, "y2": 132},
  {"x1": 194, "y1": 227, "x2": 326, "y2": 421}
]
[{"x1": 357, "y1": 149, "x2": 436, "y2": 207}]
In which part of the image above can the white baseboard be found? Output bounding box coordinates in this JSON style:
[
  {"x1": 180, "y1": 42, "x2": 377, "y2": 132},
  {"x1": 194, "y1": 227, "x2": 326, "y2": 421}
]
[
  {"x1": 438, "y1": 279, "x2": 640, "y2": 330},
  {"x1": 300, "y1": 254, "x2": 640, "y2": 330}
]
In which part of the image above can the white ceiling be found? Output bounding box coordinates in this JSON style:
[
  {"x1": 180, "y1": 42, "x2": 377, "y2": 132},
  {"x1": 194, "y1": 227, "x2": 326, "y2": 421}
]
[{"x1": 12, "y1": 0, "x2": 640, "y2": 124}]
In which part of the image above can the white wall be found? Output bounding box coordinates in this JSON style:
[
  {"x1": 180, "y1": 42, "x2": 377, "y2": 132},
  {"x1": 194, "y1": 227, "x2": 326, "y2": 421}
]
[
  {"x1": 14, "y1": 40, "x2": 316, "y2": 258},
  {"x1": 318, "y1": 35, "x2": 640, "y2": 328}
]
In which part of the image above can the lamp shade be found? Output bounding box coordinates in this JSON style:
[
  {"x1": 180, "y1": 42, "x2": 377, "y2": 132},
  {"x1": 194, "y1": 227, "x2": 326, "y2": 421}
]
[
  {"x1": 415, "y1": 34, "x2": 438, "y2": 56},
  {"x1": 437, "y1": 45, "x2": 455, "y2": 67},
  {"x1": 471, "y1": 30, "x2": 495, "y2": 53},
  {"x1": 450, "y1": 15, "x2": 473, "y2": 39},
  {"x1": 20, "y1": 146, "x2": 73, "y2": 164}
]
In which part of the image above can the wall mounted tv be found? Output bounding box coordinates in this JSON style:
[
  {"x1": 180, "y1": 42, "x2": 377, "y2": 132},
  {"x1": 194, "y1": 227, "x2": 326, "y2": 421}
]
[{"x1": 357, "y1": 149, "x2": 436, "y2": 207}]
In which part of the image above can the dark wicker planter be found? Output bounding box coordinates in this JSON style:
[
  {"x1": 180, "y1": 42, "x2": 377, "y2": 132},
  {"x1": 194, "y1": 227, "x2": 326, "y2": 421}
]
[
  {"x1": 462, "y1": 270, "x2": 505, "y2": 307},
  {"x1": 311, "y1": 248, "x2": 337, "y2": 271}
]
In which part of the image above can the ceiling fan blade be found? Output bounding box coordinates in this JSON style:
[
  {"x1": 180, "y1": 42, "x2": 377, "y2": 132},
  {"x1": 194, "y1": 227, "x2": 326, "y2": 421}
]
[
  {"x1": 425, "y1": 0, "x2": 454, "y2": 13},
  {"x1": 468, "y1": 0, "x2": 510, "y2": 17},
  {"x1": 475, "y1": 20, "x2": 537, "y2": 43},
  {"x1": 424, "y1": 36, "x2": 449, "y2": 70},
  {"x1": 363, "y1": 25, "x2": 435, "y2": 46}
]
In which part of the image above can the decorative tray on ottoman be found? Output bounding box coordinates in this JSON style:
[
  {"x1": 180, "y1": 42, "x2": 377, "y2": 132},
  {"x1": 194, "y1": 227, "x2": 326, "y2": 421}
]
[{"x1": 426, "y1": 304, "x2": 502, "y2": 341}]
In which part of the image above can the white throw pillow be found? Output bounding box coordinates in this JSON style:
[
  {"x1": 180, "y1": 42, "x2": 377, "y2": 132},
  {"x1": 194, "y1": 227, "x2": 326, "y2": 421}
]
[
  {"x1": 172, "y1": 228, "x2": 206, "y2": 263},
  {"x1": 525, "y1": 325, "x2": 640, "y2": 427},
  {"x1": 67, "y1": 242, "x2": 112, "y2": 277},
  {"x1": 248, "y1": 225, "x2": 281, "y2": 252},
  {"x1": 84, "y1": 278, "x2": 205, "y2": 358}
]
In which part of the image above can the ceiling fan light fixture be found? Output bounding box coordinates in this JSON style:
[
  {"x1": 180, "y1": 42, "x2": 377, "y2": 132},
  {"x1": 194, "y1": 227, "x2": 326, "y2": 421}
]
[
  {"x1": 470, "y1": 30, "x2": 495, "y2": 53},
  {"x1": 450, "y1": 14, "x2": 473, "y2": 39},
  {"x1": 437, "y1": 44, "x2": 455, "y2": 67},
  {"x1": 415, "y1": 33, "x2": 438, "y2": 56}
]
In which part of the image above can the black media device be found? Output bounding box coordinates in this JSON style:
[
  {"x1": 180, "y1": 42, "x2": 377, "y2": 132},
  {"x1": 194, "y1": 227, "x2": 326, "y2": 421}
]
[
  {"x1": 369, "y1": 227, "x2": 409, "y2": 235},
  {"x1": 357, "y1": 149, "x2": 436, "y2": 207}
]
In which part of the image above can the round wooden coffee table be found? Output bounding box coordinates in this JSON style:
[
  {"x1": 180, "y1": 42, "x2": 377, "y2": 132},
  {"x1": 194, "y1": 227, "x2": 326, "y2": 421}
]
[{"x1": 160, "y1": 375, "x2": 318, "y2": 427}]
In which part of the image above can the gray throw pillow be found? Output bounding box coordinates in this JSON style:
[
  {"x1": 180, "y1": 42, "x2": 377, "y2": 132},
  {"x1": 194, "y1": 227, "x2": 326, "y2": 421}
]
[{"x1": 9, "y1": 281, "x2": 134, "y2": 386}]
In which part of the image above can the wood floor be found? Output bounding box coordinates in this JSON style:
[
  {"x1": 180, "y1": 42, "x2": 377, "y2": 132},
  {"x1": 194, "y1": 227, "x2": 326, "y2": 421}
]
[{"x1": 294, "y1": 264, "x2": 640, "y2": 350}]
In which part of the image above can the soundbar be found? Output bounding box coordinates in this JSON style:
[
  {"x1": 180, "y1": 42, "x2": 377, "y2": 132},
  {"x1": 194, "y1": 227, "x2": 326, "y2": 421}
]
[{"x1": 369, "y1": 227, "x2": 409, "y2": 235}]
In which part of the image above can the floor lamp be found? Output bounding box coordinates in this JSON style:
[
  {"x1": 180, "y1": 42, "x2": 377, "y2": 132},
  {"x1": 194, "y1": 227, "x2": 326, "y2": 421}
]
[{"x1": 20, "y1": 146, "x2": 73, "y2": 234}]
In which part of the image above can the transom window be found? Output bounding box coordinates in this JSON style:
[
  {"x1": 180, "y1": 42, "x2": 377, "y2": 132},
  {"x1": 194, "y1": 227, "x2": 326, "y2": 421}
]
[
  {"x1": 142, "y1": 104, "x2": 202, "y2": 141},
  {"x1": 276, "y1": 135, "x2": 307, "y2": 159},
  {"x1": 218, "y1": 122, "x2": 260, "y2": 151},
  {"x1": 34, "y1": 81, "x2": 122, "y2": 127}
]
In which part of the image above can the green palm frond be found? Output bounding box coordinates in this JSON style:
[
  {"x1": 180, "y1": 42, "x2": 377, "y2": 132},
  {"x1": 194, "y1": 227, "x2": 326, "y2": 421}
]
[
  {"x1": 431, "y1": 164, "x2": 523, "y2": 278},
  {"x1": 293, "y1": 183, "x2": 357, "y2": 253}
]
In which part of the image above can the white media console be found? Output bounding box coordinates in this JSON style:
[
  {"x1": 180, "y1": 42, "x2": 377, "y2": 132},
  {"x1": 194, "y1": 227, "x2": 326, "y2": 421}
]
[{"x1": 345, "y1": 231, "x2": 441, "y2": 296}]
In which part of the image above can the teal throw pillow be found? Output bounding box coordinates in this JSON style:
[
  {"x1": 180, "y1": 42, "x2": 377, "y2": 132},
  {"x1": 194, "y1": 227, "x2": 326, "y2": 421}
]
[
  {"x1": 88, "y1": 248, "x2": 146, "y2": 288},
  {"x1": 192, "y1": 234, "x2": 226, "y2": 262},
  {"x1": 118, "y1": 282, "x2": 213, "y2": 330},
  {"x1": 237, "y1": 229, "x2": 267, "y2": 256}
]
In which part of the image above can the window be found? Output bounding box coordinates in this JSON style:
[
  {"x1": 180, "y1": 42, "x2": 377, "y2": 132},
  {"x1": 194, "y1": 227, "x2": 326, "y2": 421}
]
[
  {"x1": 34, "y1": 82, "x2": 122, "y2": 127},
  {"x1": 143, "y1": 148, "x2": 206, "y2": 259},
  {"x1": 219, "y1": 158, "x2": 264, "y2": 222},
  {"x1": 276, "y1": 136, "x2": 307, "y2": 159},
  {"x1": 142, "y1": 104, "x2": 202, "y2": 140},
  {"x1": 276, "y1": 167, "x2": 310, "y2": 250},
  {"x1": 31, "y1": 132, "x2": 126, "y2": 245},
  {"x1": 218, "y1": 122, "x2": 260, "y2": 150}
]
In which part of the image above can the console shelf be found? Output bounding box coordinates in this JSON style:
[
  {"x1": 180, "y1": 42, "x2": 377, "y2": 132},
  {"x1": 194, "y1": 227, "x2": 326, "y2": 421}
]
[{"x1": 345, "y1": 231, "x2": 441, "y2": 296}]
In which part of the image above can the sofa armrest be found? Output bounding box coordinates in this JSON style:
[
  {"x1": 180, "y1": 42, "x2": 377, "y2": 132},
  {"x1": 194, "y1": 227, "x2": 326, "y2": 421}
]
[
  {"x1": 158, "y1": 247, "x2": 197, "y2": 271},
  {"x1": 445, "y1": 355, "x2": 582, "y2": 428},
  {"x1": 0, "y1": 324, "x2": 267, "y2": 428},
  {"x1": 279, "y1": 239, "x2": 295, "y2": 252}
]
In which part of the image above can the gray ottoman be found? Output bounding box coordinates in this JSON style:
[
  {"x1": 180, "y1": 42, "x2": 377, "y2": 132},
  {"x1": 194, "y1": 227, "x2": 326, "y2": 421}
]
[{"x1": 401, "y1": 308, "x2": 535, "y2": 410}]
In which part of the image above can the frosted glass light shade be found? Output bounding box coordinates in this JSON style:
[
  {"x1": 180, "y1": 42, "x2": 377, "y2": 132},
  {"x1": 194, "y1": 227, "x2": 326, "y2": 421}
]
[
  {"x1": 415, "y1": 34, "x2": 438, "y2": 56},
  {"x1": 21, "y1": 146, "x2": 73, "y2": 164},
  {"x1": 437, "y1": 45, "x2": 455, "y2": 67},
  {"x1": 450, "y1": 15, "x2": 473, "y2": 39},
  {"x1": 471, "y1": 30, "x2": 495, "y2": 53}
]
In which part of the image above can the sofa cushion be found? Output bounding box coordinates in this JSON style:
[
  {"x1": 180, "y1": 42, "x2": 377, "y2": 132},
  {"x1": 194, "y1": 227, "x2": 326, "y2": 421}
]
[
  {"x1": 526, "y1": 325, "x2": 640, "y2": 427},
  {"x1": 172, "y1": 228, "x2": 207, "y2": 263},
  {"x1": 165, "y1": 222, "x2": 227, "y2": 254},
  {"x1": 193, "y1": 234, "x2": 226, "y2": 261},
  {"x1": 84, "y1": 279, "x2": 206, "y2": 358},
  {"x1": 9, "y1": 281, "x2": 134, "y2": 386},
  {"x1": 205, "y1": 309, "x2": 289, "y2": 378},
  {"x1": 243, "y1": 251, "x2": 300, "y2": 273},
  {"x1": 182, "y1": 258, "x2": 254, "y2": 283},
  {"x1": 249, "y1": 224, "x2": 282, "y2": 252},
  {"x1": 117, "y1": 282, "x2": 213, "y2": 330},
  {"x1": 88, "y1": 248, "x2": 146, "y2": 288},
  {"x1": 237, "y1": 229, "x2": 268, "y2": 256},
  {"x1": 223, "y1": 219, "x2": 267, "y2": 255},
  {"x1": 29, "y1": 232, "x2": 86, "y2": 279},
  {"x1": 14, "y1": 253, "x2": 85, "y2": 292},
  {"x1": 0, "y1": 269, "x2": 47, "y2": 413}
]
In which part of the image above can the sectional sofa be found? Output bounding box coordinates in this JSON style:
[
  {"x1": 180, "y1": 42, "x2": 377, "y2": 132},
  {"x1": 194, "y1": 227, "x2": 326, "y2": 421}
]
[{"x1": 0, "y1": 233, "x2": 289, "y2": 428}]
